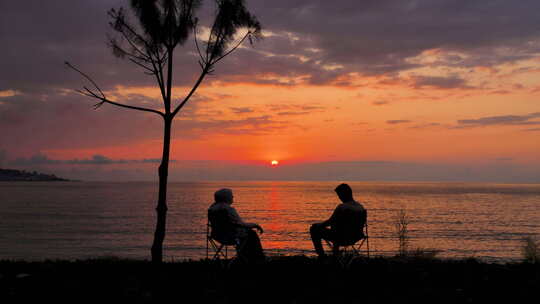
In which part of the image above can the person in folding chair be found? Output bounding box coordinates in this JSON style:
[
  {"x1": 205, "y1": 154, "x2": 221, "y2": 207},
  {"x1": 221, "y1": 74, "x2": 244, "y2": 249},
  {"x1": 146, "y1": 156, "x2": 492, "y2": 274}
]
[
  {"x1": 207, "y1": 188, "x2": 265, "y2": 263},
  {"x1": 310, "y1": 183, "x2": 368, "y2": 259}
]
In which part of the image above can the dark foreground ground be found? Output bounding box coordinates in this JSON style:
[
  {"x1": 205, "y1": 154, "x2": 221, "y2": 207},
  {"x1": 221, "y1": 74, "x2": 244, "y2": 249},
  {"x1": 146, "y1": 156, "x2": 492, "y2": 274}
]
[{"x1": 1, "y1": 256, "x2": 538, "y2": 304}]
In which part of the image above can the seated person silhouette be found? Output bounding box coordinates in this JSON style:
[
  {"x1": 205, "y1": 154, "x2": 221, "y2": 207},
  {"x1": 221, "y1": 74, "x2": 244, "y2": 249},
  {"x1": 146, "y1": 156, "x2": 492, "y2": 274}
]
[
  {"x1": 208, "y1": 188, "x2": 265, "y2": 263},
  {"x1": 310, "y1": 183, "x2": 366, "y2": 258}
]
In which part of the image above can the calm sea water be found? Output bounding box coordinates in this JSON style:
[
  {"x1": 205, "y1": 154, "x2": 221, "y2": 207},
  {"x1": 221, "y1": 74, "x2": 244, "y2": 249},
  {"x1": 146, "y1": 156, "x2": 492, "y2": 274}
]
[{"x1": 1, "y1": 181, "x2": 539, "y2": 262}]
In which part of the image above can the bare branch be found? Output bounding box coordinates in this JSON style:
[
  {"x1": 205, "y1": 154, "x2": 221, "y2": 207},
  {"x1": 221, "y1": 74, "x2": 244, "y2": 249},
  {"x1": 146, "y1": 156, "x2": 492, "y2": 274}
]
[
  {"x1": 128, "y1": 32, "x2": 166, "y2": 103},
  {"x1": 198, "y1": 60, "x2": 205, "y2": 71},
  {"x1": 117, "y1": 27, "x2": 151, "y2": 61},
  {"x1": 151, "y1": 59, "x2": 167, "y2": 102},
  {"x1": 75, "y1": 89, "x2": 95, "y2": 99},
  {"x1": 83, "y1": 86, "x2": 97, "y2": 97},
  {"x1": 84, "y1": 87, "x2": 163, "y2": 116},
  {"x1": 159, "y1": 52, "x2": 168, "y2": 65},
  {"x1": 66, "y1": 62, "x2": 165, "y2": 117},
  {"x1": 112, "y1": 42, "x2": 151, "y2": 63},
  {"x1": 212, "y1": 31, "x2": 251, "y2": 65},
  {"x1": 110, "y1": 9, "x2": 169, "y2": 78},
  {"x1": 171, "y1": 28, "x2": 256, "y2": 119},
  {"x1": 207, "y1": 27, "x2": 225, "y2": 64},
  {"x1": 90, "y1": 96, "x2": 165, "y2": 117},
  {"x1": 129, "y1": 58, "x2": 156, "y2": 74},
  {"x1": 193, "y1": 24, "x2": 206, "y2": 64},
  {"x1": 205, "y1": 18, "x2": 219, "y2": 63},
  {"x1": 65, "y1": 62, "x2": 106, "y2": 99},
  {"x1": 171, "y1": 65, "x2": 210, "y2": 117},
  {"x1": 110, "y1": 10, "x2": 155, "y2": 56}
]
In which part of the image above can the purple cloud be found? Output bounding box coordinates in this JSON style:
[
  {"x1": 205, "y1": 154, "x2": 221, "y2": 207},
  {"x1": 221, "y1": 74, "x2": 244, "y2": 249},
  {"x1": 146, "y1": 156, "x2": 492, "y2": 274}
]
[
  {"x1": 457, "y1": 113, "x2": 540, "y2": 127},
  {"x1": 411, "y1": 75, "x2": 472, "y2": 89},
  {"x1": 230, "y1": 107, "x2": 254, "y2": 114},
  {"x1": 387, "y1": 120, "x2": 412, "y2": 125},
  {"x1": 9, "y1": 154, "x2": 169, "y2": 166},
  {"x1": 372, "y1": 100, "x2": 389, "y2": 106}
]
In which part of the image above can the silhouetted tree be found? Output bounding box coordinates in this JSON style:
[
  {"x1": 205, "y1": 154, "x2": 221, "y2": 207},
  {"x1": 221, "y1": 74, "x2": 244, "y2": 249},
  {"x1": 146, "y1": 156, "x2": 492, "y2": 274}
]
[{"x1": 67, "y1": 0, "x2": 261, "y2": 263}]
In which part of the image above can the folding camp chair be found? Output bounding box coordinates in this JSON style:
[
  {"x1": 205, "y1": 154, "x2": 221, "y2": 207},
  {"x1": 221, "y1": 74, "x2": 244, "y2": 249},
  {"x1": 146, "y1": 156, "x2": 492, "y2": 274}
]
[
  {"x1": 325, "y1": 210, "x2": 370, "y2": 267},
  {"x1": 206, "y1": 221, "x2": 244, "y2": 258},
  {"x1": 206, "y1": 212, "x2": 247, "y2": 266}
]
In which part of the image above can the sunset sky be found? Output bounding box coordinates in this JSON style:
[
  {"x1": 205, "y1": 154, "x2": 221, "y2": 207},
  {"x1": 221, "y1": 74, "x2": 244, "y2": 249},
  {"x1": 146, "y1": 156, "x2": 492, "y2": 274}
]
[{"x1": 1, "y1": 0, "x2": 540, "y2": 182}]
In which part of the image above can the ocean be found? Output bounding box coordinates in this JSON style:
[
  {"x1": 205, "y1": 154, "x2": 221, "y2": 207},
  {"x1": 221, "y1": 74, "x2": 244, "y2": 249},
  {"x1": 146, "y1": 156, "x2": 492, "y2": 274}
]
[{"x1": 1, "y1": 181, "x2": 539, "y2": 262}]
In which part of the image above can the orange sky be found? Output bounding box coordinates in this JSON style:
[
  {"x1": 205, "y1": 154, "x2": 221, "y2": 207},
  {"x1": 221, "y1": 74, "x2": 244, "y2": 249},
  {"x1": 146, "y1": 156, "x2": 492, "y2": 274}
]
[
  {"x1": 2, "y1": 1, "x2": 540, "y2": 181},
  {"x1": 43, "y1": 62, "x2": 540, "y2": 167}
]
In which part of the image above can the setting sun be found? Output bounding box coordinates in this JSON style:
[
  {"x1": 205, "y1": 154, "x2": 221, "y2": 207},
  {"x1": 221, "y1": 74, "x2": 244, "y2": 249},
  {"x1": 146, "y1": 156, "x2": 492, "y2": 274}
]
[{"x1": 271, "y1": 160, "x2": 279, "y2": 166}]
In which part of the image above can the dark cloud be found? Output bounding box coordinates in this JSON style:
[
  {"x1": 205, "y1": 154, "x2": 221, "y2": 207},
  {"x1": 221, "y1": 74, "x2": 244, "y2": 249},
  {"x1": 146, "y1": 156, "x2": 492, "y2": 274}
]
[
  {"x1": 4, "y1": 0, "x2": 540, "y2": 95},
  {"x1": 173, "y1": 115, "x2": 291, "y2": 137},
  {"x1": 411, "y1": 75, "x2": 471, "y2": 89},
  {"x1": 276, "y1": 111, "x2": 310, "y2": 116},
  {"x1": 9, "y1": 153, "x2": 167, "y2": 166},
  {"x1": 11, "y1": 154, "x2": 123, "y2": 165},
  {"x1": 0, "y1": 149, "x2": 6, "y2": 167},
  {"x1": 229, "y1": 107, "x2": 254, "y2": 114},
  {"x1": 387, "y1": 120, "x2": 412, "y2": 124},
  {"x1": 490, "y1": 90, "x2": 512, "y2": 95},
  {"x1": 247, "y1": 0, "x2": 540, "y2": 77},
  {"x1": 410, "y1": 123, "x2": 442, "y2": 129},
  {"x1": 372, "y1": 100, "x2": 389, "y2": 106},
  {"x1": 269, "y1": 103, "x2": 327, "y2": 116},
  {"x1": 0, "y1": 91, "x2": 164, "y2": 154},
  {"x1": 0, "y1": 0, "x2": 267, "y2": 93},
  {"x1": 0, "y1": 89, "x2": 291, "y2": 155},
  {"x1": 1, "y1": 1, "x2": 127, "y2": 92},
  {"x1": 266, "y1": 103, "x2": 326, "y2": 113},
  {"x1": 457, "y1": 113, "x2": 540, "y2": 127},
  {"x1": 300, "y1": 105, "x2": 325, "y2": 111}
]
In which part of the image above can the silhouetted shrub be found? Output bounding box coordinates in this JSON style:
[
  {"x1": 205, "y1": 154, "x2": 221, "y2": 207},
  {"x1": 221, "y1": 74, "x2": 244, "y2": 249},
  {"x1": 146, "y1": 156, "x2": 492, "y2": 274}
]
[
  {"x1": 395, "y1": 208, "x2": 410, "y2": 256},
  {"x1": 522, "y1": 237, "x2": 539, "y2": 263}
]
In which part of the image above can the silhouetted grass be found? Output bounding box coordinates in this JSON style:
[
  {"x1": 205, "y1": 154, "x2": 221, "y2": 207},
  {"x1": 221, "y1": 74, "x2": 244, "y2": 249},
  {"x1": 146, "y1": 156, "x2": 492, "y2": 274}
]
[
  {"x1": 1, "y1": 256, "x2": 538, "y2": 304},
  {"x1": 400, "y1": 247, "x2": 442, "y2": 260}
]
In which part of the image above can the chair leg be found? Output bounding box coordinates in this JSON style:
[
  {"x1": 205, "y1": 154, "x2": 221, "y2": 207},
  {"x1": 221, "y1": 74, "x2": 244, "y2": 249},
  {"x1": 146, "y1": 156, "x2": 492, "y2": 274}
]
[
  {"x1": 208, "y1": 236, "x2": 251, "y2": 269},
  {"x1": 332, "y1": 244, "x2": 340, "y2": 256},
  {"x1": 206, "y1": 225, "x2": 209, "y2": 259},
  {"x1": 337, "y1": 239, "x2": 370, "y2": 268},
  {"x1": 324, "y1": 239, "x2": 334, "y2": 257},
  {"x1": 213, "y1": 244, "x2": 225, "y2": 260},
  {"x1": 233, "y1": 238, "x2": 249, "y2": 264},
  {"x1": 208, "y1": 239, "x2": 226, "y2": 261},
  {"x1": 366, "y1": 237, "x2": 370, "y2": 258}
]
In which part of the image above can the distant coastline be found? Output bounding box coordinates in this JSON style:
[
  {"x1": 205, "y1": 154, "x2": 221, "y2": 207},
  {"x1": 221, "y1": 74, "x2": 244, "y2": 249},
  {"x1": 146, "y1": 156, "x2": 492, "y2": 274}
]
[{"x1": 0, "y1": 168, "x2": 70, "y2": 181}]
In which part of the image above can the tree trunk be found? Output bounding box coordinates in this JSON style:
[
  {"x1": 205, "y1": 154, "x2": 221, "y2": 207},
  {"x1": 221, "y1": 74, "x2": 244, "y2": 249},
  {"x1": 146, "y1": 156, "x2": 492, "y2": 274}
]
[{"x1": 151, "y1": 116, "x2": 172, "y2": 263}]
